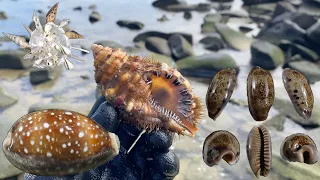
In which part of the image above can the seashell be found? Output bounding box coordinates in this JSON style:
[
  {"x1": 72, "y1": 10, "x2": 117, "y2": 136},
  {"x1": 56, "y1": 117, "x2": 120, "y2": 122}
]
[
  {"x1": 2, "y1": 33, "x2": 30, "y2": 49},
  {"x1": 247, "y1": 125, "x2": 271, "y2": 178},
  {"x1": 2, "y1": 109, "x2": 119, "y2": 176},
  {"x1": 32, "y1": 12, "x2": 43, "y2": 32},
  {"x1": 205, "y1": 68, "x2": 236, "y2": 121},
  {"x1": 22, "y1": 24, "x2": 32, "y2": 35},
  {"x1": 92, "y1": 44, "x2": 202, "y2": 137},
  {"x1": 202, "y1": 130, "x2": 240, "y2": 167},
  {"x1": 282, "y1": 68, "x2": 314, "y2": 120},
  {"x1": 59, "y1": 19, "x2": 70, "y2": 28},
  {"x1": 280, "y1": 133, "x2": 318, "y2": 164},
  {"x1": 65, "y1": 30, "x2": 84, "y2": 39},
  {"x1": 247, "y1": 66, "x2": 274, "y2": 121},
  {"x1": 46, "y1": 3, "x2": 59, "y2": 23}
]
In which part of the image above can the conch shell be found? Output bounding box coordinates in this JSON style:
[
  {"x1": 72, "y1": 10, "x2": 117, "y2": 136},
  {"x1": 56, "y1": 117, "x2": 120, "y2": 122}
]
[{"x1": 92, "y1": 44, "x2": 202, "y2": 137}]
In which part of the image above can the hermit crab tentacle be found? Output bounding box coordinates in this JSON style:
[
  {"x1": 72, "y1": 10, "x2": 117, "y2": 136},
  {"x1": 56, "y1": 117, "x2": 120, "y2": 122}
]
[
  {"x1": 92, "y1": 44, "x2": 203, "y2": 137},
  {"x1": 46, "y1": 2, "x2": 59, "y2": 23},
  {"x1": 22, "y1": 23, "x2": 32, "y2": 35},
  {"x1": 2, "y1": 33, "x2": 30, "y2": 49}
]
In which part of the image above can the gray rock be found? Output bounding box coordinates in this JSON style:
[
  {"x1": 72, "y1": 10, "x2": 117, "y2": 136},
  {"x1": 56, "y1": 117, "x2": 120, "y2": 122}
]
[
  {"x1": 166, "y1": 3, "x2": 212, "y2": 12},
  {"x1": 29, "y1": 66, "x2": 62, "y2": 85},
  {"x1": 176, "y1": 53, "x2": 239, "y2": 78},
  {"x1": 89, "y1": 11, "x2": 102, "y2": 23},
  {"x1": 199, "y1": 34, "x2": 226, "y2": 51},
  {"x1": 0, "y1": 50, "x2": 32, "y2": 69},
  {"x1": 88, "y1": 4, "x2": 97, "y2": 10},
  {"x1": 215, "y1": 23, "x2": 253, "y2": 51},
  {"x1": 257, "y1": 20, "x2": 306, "y2": 45},
  {"x1": 244, "y1": 3, "x2": 277, "y2": 16},
  {"x1": 29, "y1": 102, "x2": 93, "y2": 116},
  {"x1": 238, "y1": 26, "x2": 253, "y2": 33},
  {"x1": 116, "y1": 20, "x2": 144, "y2": 30},
  {"x1": 157, "y1": 15, "x2": 169, "y2": 22},
  {"x1": 168, "y1": 34, "x2": 194, "y2": 60},
  {"x1": 0, "y1": 11, "x2": 8, "y2": 20},
  {"x1": 133, "y1": 31, "x2": 193, "y2": 44},
  {"x1": 203, "y1": 13, "x2": 222, "y2": 23},
  {"x1": 272, "y1": 1, "x2": 296, "y2": 18},
  {"x1": 283, "y1": 60, "x2": 320, "y2": 84},
  {"x1": 220, "y1": 9, "x2": 249, "y2": 18},
  {"x1": 279, "y1": 41, "x2": 319, "y2": 62},
  {"x1": 250, "y1": 40, "x2": 284, "y2": 70},
  {"x1": 152, "y1": 0, "x2": 186, "y2": 9},
  {"x1": 146, "y1": 52, "x2": 176, "y2": 68},
  {"x1": 298, "y1": 1, "x2": 320, "y2": 17},
  {"x1": 243, "y1": 0, "x2": 281, "y2": 5},
  {"x1": 0, "y1": 87, "x2": 18, "y2": 109},
  {"x1": 145, "y1": 37, "x2": 171, "y2": 57},
  {"x1": 29, "y1": 16, "x2": 70, "y2": 32},
  {"x1": 307, "y1": 20, "x2": 320, "y2": 44},
  {"x1": 201, "y1": 22, "x2": 216, "y2": 33},
  {"x1": 93, "y1": 40, "x2": 123, "y2": 49},
  {"x1": 73, "y1": 6, "x2": 82, "y2": 11},
  {"x1": 183, "y1": 11, "x2": 192, "y2": 20},
  {"x1": 272, "y1": 12, "x2": 317, "y2": 30}
]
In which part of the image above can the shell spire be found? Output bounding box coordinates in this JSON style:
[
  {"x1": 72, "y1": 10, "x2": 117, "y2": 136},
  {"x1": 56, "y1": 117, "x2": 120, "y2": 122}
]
[
  {"x1": 92, "y1": 44, "x2": 203, "y2": 137},
  {"x1": 46, "y1": 2, "x2": 59, "y2": 23},
  {"x1": 2, "y1": 33, "x2": 29, "y2": 49}
]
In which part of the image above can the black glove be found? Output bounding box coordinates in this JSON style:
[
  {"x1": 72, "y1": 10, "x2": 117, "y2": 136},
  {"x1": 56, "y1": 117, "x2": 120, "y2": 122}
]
[{"x1": 23, "y1": 96, "x2": 180, "y2": 180}]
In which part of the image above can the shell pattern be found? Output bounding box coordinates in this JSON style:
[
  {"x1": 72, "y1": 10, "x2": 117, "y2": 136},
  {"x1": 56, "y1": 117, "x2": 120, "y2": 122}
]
[{"x1": 92, "y1": 44, "x2": 202, "y2": 137}]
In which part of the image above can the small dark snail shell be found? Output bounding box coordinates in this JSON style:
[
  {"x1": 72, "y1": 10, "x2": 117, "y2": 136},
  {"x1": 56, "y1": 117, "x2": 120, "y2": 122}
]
[
  {"x1": 280, "y1": 133, "x2": 318, "y2": 164},
  {"x1": 202, "y1": 130, "x2": 240, "y2": 167}
]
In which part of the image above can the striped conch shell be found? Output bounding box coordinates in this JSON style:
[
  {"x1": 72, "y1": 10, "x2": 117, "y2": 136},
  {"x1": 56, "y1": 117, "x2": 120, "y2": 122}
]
[{"x1": 92, "y1": 44, "x2": 202, "y2": 137}]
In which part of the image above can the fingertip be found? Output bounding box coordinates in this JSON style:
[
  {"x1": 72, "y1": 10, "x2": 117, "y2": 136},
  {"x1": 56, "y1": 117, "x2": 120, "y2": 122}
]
[
  {"x1": 150, "y1": 151, "x2": 180, "y2": 178},
  {"x1": 90, "y1": 101, "x2": 120, "y2": 132},
  {"x1": 88, "y1": 96, "x2": 106, "y2": 117},
  {"x1": 143, "y1": 130, "x2": 174, "y2": 154}
]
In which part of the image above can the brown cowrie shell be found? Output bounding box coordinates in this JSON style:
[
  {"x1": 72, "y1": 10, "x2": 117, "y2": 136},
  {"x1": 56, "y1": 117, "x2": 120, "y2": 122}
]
[
  {"x1": 282, "y1": 68, "x2": 314, "y2": 120},
  {"x1": 2, "y1": 109, "x2": 120, "y2": 176},
  {"x1": 206, "y1": 68, "x2": 237, "y2": 120},
  {"x1": 247, "y1": 66, "x2": 274, "y2": 121},
  {"x1": 247, "y1": 125, "x2": 271, "y2": 178},
  {"x1": 280, "y1": 133, "x2": 318, "y2": 164},
  {"x1": 202, "y1": 130, "x2": 240, "y2": 167}
]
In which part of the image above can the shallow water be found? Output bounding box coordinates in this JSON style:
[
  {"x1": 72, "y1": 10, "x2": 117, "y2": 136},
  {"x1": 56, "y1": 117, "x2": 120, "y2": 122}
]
[{"x1": 1, "y1": 0, "x2": 320, "y2": 180}]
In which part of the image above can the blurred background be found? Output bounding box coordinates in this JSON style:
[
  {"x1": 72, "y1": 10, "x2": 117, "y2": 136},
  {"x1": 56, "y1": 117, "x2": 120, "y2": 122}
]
[{"x1": 0, "y1": 0, "x2": 320, "y2": 179}]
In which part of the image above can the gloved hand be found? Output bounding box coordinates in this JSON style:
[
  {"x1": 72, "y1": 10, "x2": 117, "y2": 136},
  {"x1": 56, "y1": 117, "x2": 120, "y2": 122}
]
[{"x1": 23, "y1": 96, "x2": 180, "y2": 180}]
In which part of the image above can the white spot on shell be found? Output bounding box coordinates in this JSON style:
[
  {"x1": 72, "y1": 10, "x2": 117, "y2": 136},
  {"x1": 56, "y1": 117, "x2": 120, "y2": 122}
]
[
  {"x1": 65, "y1": 112, "x2": 72, "y2": 115},
  {"x1": 26, "y1": 132, "x2": 30, "y2": 137},
  {"x1": 79, "y1": 131, "x2": 84, "y2": 138},
  {"x1": 20, "y1": 139, "x2": 23, "y2": 145},
  {"x1": 31, "y1": 140, "x2": 35, "y2": 145},
  {"x1": 83, "y1": 146, "x2": 88, "y2": 152},
  {"x1": 62, "y1": 144, "x2": 66, "y2": 148},
  {"x1": 36, "y1": 148, "x2": 40, "y2": 152},
  {"x1": 70, "y1": 149, "x2": 74, "y2": 153},
  {"x1": 69, "y1": 119, "x2": 72, "y2": 123},
  {"x1": 47, "y1": 152, "x2": 52, "y2": 157},
  {"x1": 50, "y1": 113, "x2": 55, "y2": 115},
  {"x1": 60, "y1": 128, "x2": 64, "y2": 133},
  {"x1": 28, "y1": 117, "x2": 32, "y2": 120},
  {"x1": 18, "y1": 126, "x2": 23, "y2": 132},
  {"x1": 43, "y1": 122, "x2": 49, "y2": 128},
  {"x1": 24, "y1": 148, "x2": 28, "y2": 153}
]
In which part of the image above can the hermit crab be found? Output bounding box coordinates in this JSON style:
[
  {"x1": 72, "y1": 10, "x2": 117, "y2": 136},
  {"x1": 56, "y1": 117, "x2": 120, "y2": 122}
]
[{"x1": 2, "y1": 3, "x2": 88, "y2": 70}]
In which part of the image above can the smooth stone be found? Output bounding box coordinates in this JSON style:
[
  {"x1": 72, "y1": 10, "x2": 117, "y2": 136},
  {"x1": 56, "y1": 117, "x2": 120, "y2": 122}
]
[
  {"x1": 279, "y1": 41, "x2": 319, "y2": 62},
  {"x1": 199, "y1": 34, "x2": 226, "y2": 51},
  {"x1": 238, "y1": 26, "x2": 253, "y2": 33},
  {"x1": 29, "y1": 15, "x2": 70, "y2": 32},
  {"x1": 271, "y1": 128, "x2": 320, "y2": 179},
  {"x1": 250, "y1": 40, "x2": 284, "y2": 70},
  {"x1": 157, "y1": 15, "x2": 169, "y2": 22},
  {"x1": 272, "y1": 12, "x2": 317, "y2": 30},
  {"x1": 88, "y1": 4, "x2": 97, "y2": 10},
  {"x1": 306, "y1": 20, "x2": 320, "y2": 44},
  {"x1": 0, "y1": 50, "x2": 32, "y2": 69},
  {"x1": 215, "y1": 23, "x2": 253, "y2": 51},
  {"x1": 73, "y1": 6, "x2": 82, "y2": 11},
  {"x1": 165, "y1": 3, "x2": 212, "y2": 12},
  {"x1": 145, "y1": 37, "x2": 172, "y2": 56},
  {"x1": 250, "y1": 13, "x2": 271, "y2": 24},
  {"x1": 220, "y1": 9, "x2": 249, "y2": 18},
  {"x1": 262, "y1": 113, "x2": 286, "y2": 131},
  {"x1": 203, "y1": 13, "x2": 222, "y2": 23},
  {"x1": 168, "y1": 34, "x2": 194, "y2": 60},
  {"x1": 176, "y1": 53, "x2": 239, "y2": 78},
  {"x1": 273, "y1": 97, "x2": 320, "y2": 127},
  {"x1": 183, "y1": 11, "x2": 192, "y2": 20},
  {"x1": 243, "y1": 0, "x2": 281, "y2": 5},
  {"x1": 283, "y1": 60, "x2": 320, "y2": 84},
  {"x1": 298, "y1": 1, "x2": 320, "y2": 17},
  {"x1": 94, "y1": 40, "x2": 124, "y2": 49},
  {"x1": 29, "y1": 66, "x2": 63, "y2": 85},
  {"x1": 28, "y1": 102, "x2": 93, "y2": 116},
  {"x1": 116, "y1": 20, "x2": 144, "y2": 30},
  {"x1": 0, "y1": 11, "x2": 8, "y2": 20},
  {"x1": 208, "y1": 0, "x2": 233, "y2": 2},
  {"x1": 201, "y1": 22, "x2": 217, "y2": 33},
  {"x1": 133, "y1": 31, "x2": 192, "y2": 44},
  {"x1": 152, "y1": 0, "x2": 187, "y2": 9},
  {"x1": 272, "y1": 1, "x2": 296, "y2": 18},
  {"x1": 257, "y1": 20, "x2": 306, "y2": 45},
  {"x1": 244, "y1": 3, "x2": 277, "y2": 16},
  {"x1": 0, "y1": 87, "x2": 18, "y2": 109},
  {"x1": 146, "y1": 52, "x2": 176, "y2": 68},
  {"x1": 89, "y1": 11, "x2": 102, "y2": 23}
]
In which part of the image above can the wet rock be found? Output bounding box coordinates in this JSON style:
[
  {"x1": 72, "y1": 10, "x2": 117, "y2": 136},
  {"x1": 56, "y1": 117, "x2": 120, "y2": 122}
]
[
  {"x1": 145, "y1": 37, "x2": 171, "y2": 57},
  {"x1": 0, "y1": 50, "x2": 32, "y2": 69},
  {"x1": 203, "y1": 13, "x2": 222, "y2": 23},
  {"x1": 201, "y1": 22, "x2": 216, "y2": 33},
  {"x1": 176, "y1": 53, "x2": 239, "y2": 78},
  {"x1": 73, "y1": 6, "x2": 82, "y2": 11},
  {"x1": 0, "y1": 87, "x2": 18, "y2": 109},
  {"x1": 215, "y1": 23, "x2": 253, "y2": 51},
  {"x1": 133, "y1": 31, "x2": 192, "y2": 45},
  {"x1": 199, "y1": 34, "x2": 226, "y2": 51},
  {"x1": 29, "y1": 16, "x2": 70, "y2": 32},
  {"x1": 88, "y1": 4, "x2": 97, "y2": 10},
  {"x1": 239, "y1": 26, "x2": 253, "y2": 33},
  {"x1": 0, "y1": 11, "x2": 8, "y2": 20},
  {"x1": 29, "y1": 102, "x2": 93, "y2": 116},
  {"x1": 257, "y1": 20, "x2": 306, "y2": 45},
  {"x1": 243, "y1": 0, "x2": 281, "y2": 5},
  {"x1": 37, "y1": 9, "x2": 43, "y2": 14},
  {"x1": 244, "y1": 3, "x2": 277, "y2": 16},
  {"x1": 152, "y1": 0, "x2": 186, "y2": 9},
  {"x1": 272, "y1": 1, "x2": 296, "y2": 18},
  {"x1": 183, "y1": 11, "x2": 192, "y2": 20},
  {"x1": 283, "y1": 60, "x2": 320, "y2": 84},
  {"x1": 168, "y1": 34, "x2": 194, "y2": 60},
  {"x1": 29, "y1": 66, "x2": 63, "y2": 85},
  {"x1": 89, "y1": 11, "x2": 102, "y2": 23},
  {"x1": 262, "y1": 114, "x2": 286, "y2": 131},
  {"x1": 250, "y1": 40, "x2": 284, "y2": 70},
  {"x1": 157, "y1": 15, "x2": 169, "y2": 22},
  {"x1": 164, "y1": 3, "x2": 212, "y2": 12},
  {"x1": 208, "y1": 0, "x2": 233, "y2": 2},
  {"x1": 306, "y1": 20, "x2": 320, "y2": 45},
  {"x1": 272, "y1": 12, "x2": 317, "y2": 30},
  {"x1": 220, "y1": 9, "x2": 249, "y2": 18},
  {"x1": 116, "y1": 20, "x2": 144, "y2": 30},
  {"x1": 146, "y1": 52, "x2": 176, "y2": 68},
  {"x1": 298, "y1": 1, "x2": 320, "y2": 17},
  {"x1": 279, "y1": 41, "x2": 319, "y2": 62},
  {"x1": 94, "y1": 40, "x2": 123, "y2": 49}
]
